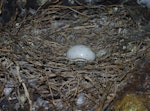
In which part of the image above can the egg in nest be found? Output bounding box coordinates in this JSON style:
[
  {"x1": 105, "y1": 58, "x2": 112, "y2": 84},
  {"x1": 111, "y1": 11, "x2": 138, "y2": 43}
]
[{"x1": 66, "y1": 45, "x2": 96, "y2": 66}]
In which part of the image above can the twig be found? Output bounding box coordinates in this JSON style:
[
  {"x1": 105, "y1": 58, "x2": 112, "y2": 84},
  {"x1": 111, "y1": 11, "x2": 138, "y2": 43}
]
[
  {"x1": 16, "y1": 66, "x2": 32, "y2": 111},
  {"x1": 49, "y1": 5, "x2": 89, "y2": 17}
]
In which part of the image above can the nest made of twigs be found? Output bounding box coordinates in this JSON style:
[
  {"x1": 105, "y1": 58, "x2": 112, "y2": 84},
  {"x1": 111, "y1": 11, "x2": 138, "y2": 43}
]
[{"x1": 0, "y1": 4, "x2": 150, "y2": 111}]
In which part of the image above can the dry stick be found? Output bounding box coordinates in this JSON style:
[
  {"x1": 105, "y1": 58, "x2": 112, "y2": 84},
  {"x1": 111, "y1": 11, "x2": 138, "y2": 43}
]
[
  {"x1": 44, "y1": 69, "x2": 55, "y2": 104},
  {"x1": 49, "y1": 5, "x2": 89, "y2": 17},
  {"x1": 73, "y1": 73, "x2": 80, "y2": 98},
  {"x1": 96, "y1": 82, "x2": 112, "y2": 111},
  {"x1": 16, "y1": 66, "x2": 32, "y2": 111},
  {"x1": 0, "y1": 49, "x2": 13, "y2": 52}
]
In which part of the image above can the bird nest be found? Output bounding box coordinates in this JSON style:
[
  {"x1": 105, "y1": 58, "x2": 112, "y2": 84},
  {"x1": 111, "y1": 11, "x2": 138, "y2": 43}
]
[{"x1": 0, "y1": 5, "x2": 149, "y2": 111}]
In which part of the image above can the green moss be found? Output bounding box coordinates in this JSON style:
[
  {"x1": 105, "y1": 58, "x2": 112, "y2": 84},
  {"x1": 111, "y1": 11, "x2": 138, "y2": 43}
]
[{"x1": 114, "y1": 93, "x2": 149, "y2": 111}]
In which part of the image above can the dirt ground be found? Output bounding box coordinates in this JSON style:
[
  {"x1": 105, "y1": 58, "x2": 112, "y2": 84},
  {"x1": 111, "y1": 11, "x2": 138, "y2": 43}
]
[{"x1": 0, "y1": 2, "x2": 150, "y2": 111}]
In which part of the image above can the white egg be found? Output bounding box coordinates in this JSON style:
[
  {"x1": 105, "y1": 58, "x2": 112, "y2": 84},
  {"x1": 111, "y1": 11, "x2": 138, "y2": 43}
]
[
  {"x1": 67, "y1": 45, "x2": 95, "y2": 62},
  {"x1": 137, "y1": 0, "x2": 150, "y2": 8}
]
